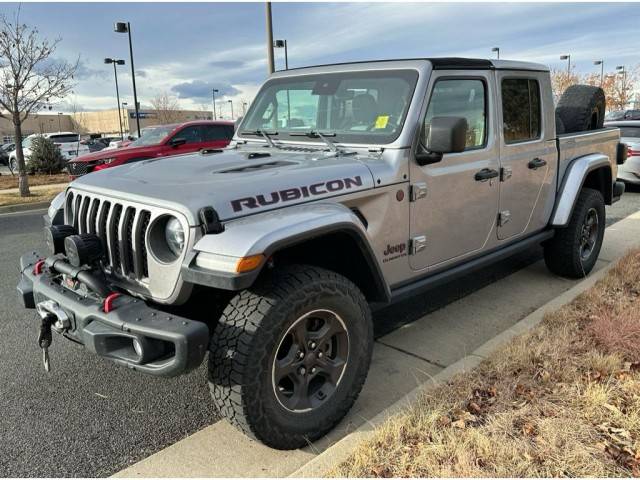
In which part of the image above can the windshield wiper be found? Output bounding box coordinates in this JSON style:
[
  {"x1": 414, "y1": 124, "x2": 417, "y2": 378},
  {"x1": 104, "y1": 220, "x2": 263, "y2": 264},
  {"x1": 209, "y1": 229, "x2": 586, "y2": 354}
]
[
  {"x1": 240, "y1": 129, "x2": 279, "y2": 149},
  {"x1": 289, "y1": 131, "x2": 339, "y2": 153}
]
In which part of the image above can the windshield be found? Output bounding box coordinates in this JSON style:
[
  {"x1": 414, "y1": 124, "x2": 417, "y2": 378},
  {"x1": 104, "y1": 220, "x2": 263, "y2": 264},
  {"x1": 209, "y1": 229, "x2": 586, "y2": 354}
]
[
  {"x1": 606, "y1": 111, "x2": 626, "y2": 121},
  {"x1": 240, "y1": 69, "x2": 419, "y2": 144},
  {"x1": 128, "y1": 125, "x2": 175, "y2": 147},
  {"x1": 22, "y1": 136, "x2": 34, "y2": 148}
]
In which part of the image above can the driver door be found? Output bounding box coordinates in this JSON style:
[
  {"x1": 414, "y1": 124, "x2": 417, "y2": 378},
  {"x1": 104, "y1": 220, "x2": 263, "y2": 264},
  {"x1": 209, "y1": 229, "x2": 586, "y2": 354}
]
[{"x1": 409, "y1": 71, "x2": 500, "y2": 271}]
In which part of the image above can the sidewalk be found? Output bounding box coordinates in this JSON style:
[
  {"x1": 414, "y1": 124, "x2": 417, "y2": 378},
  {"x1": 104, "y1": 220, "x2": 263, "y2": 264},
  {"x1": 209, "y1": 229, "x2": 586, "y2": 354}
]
[
  {"x1": 0, "y1": 182, "x2": 67, "y2": 194},
  {"x1": 114, "y1": 211, "x2": 640, "y2": 478}
]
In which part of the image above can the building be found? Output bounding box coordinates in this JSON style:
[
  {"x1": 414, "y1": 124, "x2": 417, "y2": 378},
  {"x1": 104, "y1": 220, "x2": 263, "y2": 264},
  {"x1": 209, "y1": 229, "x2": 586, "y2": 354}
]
[
  {"x1": 72, "y1": 107, "x2": 215, "y2": 136},
  {"x1": 1, "y1": 107, "x2": 216, "y2": 142}
]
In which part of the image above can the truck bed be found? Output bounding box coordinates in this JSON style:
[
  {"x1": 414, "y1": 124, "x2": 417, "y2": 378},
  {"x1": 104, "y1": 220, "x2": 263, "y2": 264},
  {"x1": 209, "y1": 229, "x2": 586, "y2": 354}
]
[{"x1": 556, "y1": 127, "x2": 620, "y2": 189}]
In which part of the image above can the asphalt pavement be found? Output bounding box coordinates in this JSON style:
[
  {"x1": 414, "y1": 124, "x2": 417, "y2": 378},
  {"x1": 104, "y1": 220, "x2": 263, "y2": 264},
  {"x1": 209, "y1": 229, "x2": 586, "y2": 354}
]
[{"x1": 1, "y1": 187, "x2": 639, "y2": 477}]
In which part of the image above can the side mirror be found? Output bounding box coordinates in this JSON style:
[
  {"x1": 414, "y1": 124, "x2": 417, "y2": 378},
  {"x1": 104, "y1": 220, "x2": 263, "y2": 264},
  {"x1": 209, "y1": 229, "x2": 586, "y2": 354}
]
[
  {"x1": 169, "y1": 137, "x2": 187, "y2": 148},
  {"x1": 416, "y1": 116, "x2": 468, "y2": 166}
]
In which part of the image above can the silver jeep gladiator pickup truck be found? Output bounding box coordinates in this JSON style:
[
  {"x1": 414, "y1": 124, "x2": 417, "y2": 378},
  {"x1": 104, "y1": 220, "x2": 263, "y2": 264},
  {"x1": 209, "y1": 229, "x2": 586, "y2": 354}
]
[{"x1": 18, "y1": 58, "x2": 626, "y2": 449}]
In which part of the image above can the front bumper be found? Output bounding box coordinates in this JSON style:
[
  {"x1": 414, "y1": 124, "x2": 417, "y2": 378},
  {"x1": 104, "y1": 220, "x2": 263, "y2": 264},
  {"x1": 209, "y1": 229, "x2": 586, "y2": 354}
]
[{"x1": 17, "y1": 251, "x2": 209, "y2": 377}]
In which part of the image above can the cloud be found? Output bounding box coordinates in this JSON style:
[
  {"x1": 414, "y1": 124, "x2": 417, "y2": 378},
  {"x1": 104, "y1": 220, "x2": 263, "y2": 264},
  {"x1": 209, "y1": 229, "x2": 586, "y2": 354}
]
[
  {"x1": 137, "y1": 69, "x2": 148, "y2": 78},
  {"x1": 209, "y1": 60, "x2": 246, "y2": 69},
  {"x1": 171, "y1": 80, "x2": 240, "y2": 102}
]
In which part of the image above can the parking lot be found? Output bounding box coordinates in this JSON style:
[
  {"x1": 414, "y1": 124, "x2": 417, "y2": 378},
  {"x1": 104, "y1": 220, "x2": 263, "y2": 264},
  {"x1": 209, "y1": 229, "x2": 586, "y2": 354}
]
[{"x1": 0, "y1": 187, "x2": 638, "y2": 477}]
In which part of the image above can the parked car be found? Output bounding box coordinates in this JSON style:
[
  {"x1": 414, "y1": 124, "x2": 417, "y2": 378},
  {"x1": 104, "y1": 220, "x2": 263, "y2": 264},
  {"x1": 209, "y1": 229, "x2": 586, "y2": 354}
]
[
  {"x1": 66, "y1": 120, "x2": 235, "y2": 178},
  {"x1": 605, "y1": 109, "x2": 640, "y2": 121},
  {"x1": 8, "y1": 132, "x2": 89, "y2": 172},
  {"x1": 0, "y1": 142, "x2": 14, "y2": 166},
  {"x1": 21, "y1": 58, "x2": 625, "y2": 449},
  {"x1": 84, "y1": 136, "x2": 122, "y2": 153},
  {"x1": 606, "y1": 120, "x2": 640, "y2": 184}
]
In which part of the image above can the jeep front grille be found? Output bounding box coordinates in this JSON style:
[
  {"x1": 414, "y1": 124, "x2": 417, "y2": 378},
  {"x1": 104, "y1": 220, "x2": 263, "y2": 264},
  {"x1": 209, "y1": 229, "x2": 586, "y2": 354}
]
[{"x1": 67, "y1": 191, "x2": 151, "y2": 280}]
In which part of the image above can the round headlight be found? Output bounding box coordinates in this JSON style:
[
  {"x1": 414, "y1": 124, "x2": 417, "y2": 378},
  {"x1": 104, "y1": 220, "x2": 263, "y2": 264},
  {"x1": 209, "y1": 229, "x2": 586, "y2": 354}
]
[{"x1": 164, "y1": 217, "x2": 185, "y2": 256}]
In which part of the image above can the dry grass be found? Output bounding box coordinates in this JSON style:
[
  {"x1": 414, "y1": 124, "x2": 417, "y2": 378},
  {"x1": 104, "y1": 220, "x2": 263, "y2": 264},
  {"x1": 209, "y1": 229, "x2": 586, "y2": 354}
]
[
  {"x1": 0, "y1": 173, "x2": 68, "y2": 190},
  {"x1": 332, "y1": 250, "x2": 640, "y2": 478},
  {"x1": 0, "y1": 185, "x2": 66, "y2": 207}
]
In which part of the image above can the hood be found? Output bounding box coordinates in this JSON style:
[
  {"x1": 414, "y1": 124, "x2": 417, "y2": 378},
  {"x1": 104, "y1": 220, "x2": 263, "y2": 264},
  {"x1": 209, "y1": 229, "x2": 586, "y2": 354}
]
[
  {"x1": 69, "y1": 148, "x2": 376, "y2": 224},
  {"x1": 70, "y1": 143, "x2": 159, "y2": 163}
]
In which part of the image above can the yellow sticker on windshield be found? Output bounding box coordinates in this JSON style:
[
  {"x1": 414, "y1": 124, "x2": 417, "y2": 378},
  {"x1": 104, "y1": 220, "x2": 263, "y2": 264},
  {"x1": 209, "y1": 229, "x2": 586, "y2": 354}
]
[{"x1": 374, "y1": 115, "x2": 389, "y2": 129}]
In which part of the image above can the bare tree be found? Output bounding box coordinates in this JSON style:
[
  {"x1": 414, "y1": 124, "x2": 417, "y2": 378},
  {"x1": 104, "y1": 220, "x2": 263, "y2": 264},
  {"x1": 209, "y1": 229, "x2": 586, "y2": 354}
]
[
  {"x1": 582, "y1": 65, "x2": 638, "y2": 111},
  {"x1": 150, "y1": 91, "x2": 181, "y2": 124},
  {"x1": 550, "y1": 68, "x2": 580, "y2": 103},
  {"x1": 68, "y1": 98, "x2": 87, "y2": 134},
  {"x1": 0, "y1": 8, "x2": 77, "y2": 195}
]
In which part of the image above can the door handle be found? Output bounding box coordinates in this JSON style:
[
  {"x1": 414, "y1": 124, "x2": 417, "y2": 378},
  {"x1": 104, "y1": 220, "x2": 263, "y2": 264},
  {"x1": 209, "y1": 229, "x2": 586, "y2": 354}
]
[
  {"x1": 474, "y1": 168, "x2": 499, "y2": 182},
  {"x1": 528, "y1": 158, "x2": 547, "y2": 170}
]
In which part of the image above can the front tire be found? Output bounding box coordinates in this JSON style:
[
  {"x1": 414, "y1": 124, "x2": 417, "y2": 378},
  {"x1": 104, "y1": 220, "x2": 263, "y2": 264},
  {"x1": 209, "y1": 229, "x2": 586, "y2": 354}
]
[
  {"x1": 208, "y1": 265, "x2": 373, "y2": 449},
  {"x1": 544, "y1": 187, "x2": 605, "y2": 278}
]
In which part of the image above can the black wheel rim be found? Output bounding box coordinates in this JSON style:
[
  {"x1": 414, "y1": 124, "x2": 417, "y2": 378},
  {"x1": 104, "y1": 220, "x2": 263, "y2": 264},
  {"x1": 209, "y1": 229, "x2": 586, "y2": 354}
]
[
  {"x1": 580, "y1": 207, "x2": 599, "y2": 261},
  {"x1": 272, "y1": 309, "x2": 349, "y2": 413}
]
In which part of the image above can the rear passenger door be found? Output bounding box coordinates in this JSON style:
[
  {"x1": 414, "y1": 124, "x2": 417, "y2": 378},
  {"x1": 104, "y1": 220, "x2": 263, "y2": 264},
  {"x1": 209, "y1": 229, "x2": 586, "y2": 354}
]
[{"x1": 496, "y1": 73, "x2": 557, "y2": 240}]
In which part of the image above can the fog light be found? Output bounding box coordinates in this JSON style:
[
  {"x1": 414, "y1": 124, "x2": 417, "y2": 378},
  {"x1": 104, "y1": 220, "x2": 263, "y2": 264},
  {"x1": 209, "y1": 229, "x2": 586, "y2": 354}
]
[
  {"x1": 132, "y1": 338, "x2": 143, "y2": 358},
  {"x1": 64, "y1": 233, "x2": 104, "y2": 267},
  {"x1": 44, "y1": 225, "x2": 77, "y2": 255}
]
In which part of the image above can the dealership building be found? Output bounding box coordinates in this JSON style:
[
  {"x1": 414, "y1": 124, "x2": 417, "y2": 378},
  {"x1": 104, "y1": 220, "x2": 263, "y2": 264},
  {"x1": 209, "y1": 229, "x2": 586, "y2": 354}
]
[{"x1": 1, "y1": 107, "x2": 216, "y2": 142}]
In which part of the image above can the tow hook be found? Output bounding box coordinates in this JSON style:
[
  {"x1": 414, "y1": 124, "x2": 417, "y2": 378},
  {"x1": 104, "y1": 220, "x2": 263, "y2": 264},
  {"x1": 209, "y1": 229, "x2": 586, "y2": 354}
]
[{"x1": 35, "y1": 300, "x2": 71, "y2": 372}]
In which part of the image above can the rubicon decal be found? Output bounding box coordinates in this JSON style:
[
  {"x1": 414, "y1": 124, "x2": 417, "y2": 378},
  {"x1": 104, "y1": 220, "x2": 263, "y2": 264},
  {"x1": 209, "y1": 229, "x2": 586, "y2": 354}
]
[{"x1": 231, "y1": 176, "x2": 364, "y2": 212}]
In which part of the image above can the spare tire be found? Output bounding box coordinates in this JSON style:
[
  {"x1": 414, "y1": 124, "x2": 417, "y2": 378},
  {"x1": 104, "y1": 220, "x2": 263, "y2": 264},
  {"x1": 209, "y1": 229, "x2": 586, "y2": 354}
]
[
  {"x1": 556, "y1": 85, "x2": 606, "y2": 134},
  {"x1": 555, "y1": 112, "x2": 566, "y2": 135}
]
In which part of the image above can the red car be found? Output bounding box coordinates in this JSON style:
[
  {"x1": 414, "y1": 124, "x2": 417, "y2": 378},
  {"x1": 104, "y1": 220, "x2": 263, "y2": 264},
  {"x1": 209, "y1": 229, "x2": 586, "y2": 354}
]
[{"x1": 67, "y1": 120, "x2": 235, "y2": 178}]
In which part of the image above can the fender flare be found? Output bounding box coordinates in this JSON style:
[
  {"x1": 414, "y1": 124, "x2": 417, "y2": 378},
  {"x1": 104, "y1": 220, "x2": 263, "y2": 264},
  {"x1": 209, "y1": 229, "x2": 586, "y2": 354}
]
[
  {"x1": 550, "y1": 153, "x2": 611, "y2": 227},
  {"x1": 182, "y1": 203, "x2": 390, "y2": 301}
]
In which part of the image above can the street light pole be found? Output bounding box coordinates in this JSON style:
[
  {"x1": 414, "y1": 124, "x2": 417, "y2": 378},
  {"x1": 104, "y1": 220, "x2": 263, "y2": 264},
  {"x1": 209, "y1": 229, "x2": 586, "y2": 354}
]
[
  {"x1": 105, "y1": 58, "x2": 126, "y2": 140},
  {"x1": 491, "y1": 47, "x2": 500, "y2": 59},
  {"x1": 560, "y1": 54, "x2": 571, "y2": 75},
  {"x1": 593, "y1": 60, "x2": 604, "y2": 86},
  {"x1": 115, "y1": 22, "x2": 141, "y2": 137},
  {"x1": 57, "y1": 112, "x2": 62, "y2": 132},
  {"x1": 266, "y1": 2, "x2": 275, "y2": 75},
  {"x1": 274, "y1": 39, "x2": 289, "y2": 70},
  {"x1": 212, "y1": 88, "x2": 219, "y2": 120},
  {"x1": 617, "y1": 65, "x2": 627, "y2": 107}
]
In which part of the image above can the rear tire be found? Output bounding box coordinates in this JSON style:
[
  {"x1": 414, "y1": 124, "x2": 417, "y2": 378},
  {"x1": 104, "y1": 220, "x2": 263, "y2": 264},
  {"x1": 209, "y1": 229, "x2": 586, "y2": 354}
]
[
  {"x1": 208, "y1": 265, "x2": 373, "y2": 449},
  {"x1": 556, "y1": 84, "x2": 606, "y2": 133},
  {"x1": 544, "y1": 188, "x2": 605, "y2": 278}
]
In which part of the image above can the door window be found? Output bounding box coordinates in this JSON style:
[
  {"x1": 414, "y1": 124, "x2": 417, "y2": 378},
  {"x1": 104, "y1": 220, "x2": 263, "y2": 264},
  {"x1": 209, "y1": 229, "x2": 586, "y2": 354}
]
[
  {"x1": 174, "y1": 126, "x2": 203, "y2": 144},
  {"x1": 501, "y1": 79, "x2": 541, "y2": 143},
  {"x1": 424, "y1": 79, "x2": 487, "y2": 150},
  {"x1": 202, "y1": 125, "x2": 234, "y2": 141}
]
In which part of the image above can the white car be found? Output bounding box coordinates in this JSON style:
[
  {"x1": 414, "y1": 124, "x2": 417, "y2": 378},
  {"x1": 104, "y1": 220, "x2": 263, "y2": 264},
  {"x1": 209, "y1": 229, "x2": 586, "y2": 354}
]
[
  {"x1": 606, "y1": 120, "x2": 640, "y2": 184},
  {"x1": 8, "y1": 132, "x2": 89, "y2": 171}
]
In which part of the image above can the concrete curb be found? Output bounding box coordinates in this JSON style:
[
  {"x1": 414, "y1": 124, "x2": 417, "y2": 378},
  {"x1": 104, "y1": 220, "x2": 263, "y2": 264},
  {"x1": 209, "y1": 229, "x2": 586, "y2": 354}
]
[
  {"x1": 289, "y1": 260, "x2": 618, "y2": 477},
  {"x1": 0, "y1": 201, "x2": 49, "y2": 215}
]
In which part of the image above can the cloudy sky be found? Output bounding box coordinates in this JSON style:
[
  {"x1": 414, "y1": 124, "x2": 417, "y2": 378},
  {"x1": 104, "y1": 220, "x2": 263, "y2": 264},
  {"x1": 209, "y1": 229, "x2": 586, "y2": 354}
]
[{"x1": 2, "y1": 2, "x2": 638, "y2": 113}]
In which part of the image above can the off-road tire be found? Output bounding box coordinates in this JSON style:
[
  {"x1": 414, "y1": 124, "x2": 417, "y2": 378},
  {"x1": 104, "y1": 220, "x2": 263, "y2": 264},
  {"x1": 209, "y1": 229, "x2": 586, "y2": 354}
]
[
  {"x1": 555, "y1": 112, "x2": 565, "y2": 135},
  {"x1": 556, "y1": 84, "x2": 606, "y2": 134},
  {"x1": 208, "y1": 265, "x2": 373, "y2": 450},
  {"x1": 544, "y1": 188, "x2": 605, "y2": 278},
  {"x1": 8, "y1": 157, "x2": 16, "y2": 174}
]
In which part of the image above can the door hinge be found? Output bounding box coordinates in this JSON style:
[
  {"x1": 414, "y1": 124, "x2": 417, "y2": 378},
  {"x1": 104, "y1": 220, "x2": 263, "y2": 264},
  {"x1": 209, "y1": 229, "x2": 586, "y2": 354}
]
[
  {"x1": 498, "y1": 210, "x2": 511, "y2": 227},
  {"x1": 500, "y1": 166, "x2": 512, "y2": 181},
  {"x1": 410, "y1": 183, "x2": 428, "y2": 202},
  {"x1": 411, "y1": 235, "x2": 427, "y2": 255}
]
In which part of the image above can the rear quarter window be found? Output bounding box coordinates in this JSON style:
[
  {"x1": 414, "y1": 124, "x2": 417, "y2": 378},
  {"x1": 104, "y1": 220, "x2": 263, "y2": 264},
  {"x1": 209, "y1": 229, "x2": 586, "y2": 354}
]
[{"x1": 49, "y1": 134, "x2": 79, "y2": 143}]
